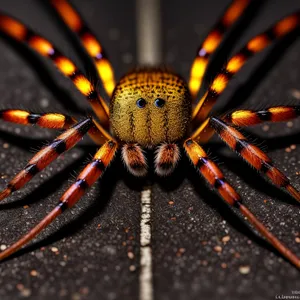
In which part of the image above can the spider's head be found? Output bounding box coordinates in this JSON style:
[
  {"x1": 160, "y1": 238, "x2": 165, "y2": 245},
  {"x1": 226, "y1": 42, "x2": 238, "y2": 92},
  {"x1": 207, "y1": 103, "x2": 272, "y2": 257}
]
[{"x1": 109, "y1": 67, "x2": 191, "y2": 147}]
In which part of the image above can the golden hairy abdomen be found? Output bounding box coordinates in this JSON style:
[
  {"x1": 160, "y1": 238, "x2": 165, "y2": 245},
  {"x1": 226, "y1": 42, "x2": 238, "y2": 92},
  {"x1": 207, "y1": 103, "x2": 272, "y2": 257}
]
[{"x1": 110, "y1": 68, "x2": 192, "y2": 147}]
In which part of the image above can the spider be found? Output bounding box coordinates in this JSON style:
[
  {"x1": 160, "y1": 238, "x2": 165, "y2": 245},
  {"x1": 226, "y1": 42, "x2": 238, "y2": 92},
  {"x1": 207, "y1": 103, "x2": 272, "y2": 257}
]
[{"x1": 0, "y1": 0, "x2": 299, "y2": 270}]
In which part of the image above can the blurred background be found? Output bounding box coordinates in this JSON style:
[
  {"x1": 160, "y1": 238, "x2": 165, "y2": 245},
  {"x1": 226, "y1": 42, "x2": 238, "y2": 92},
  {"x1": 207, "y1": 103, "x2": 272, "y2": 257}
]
[{"x1": 0, "y1": 1, "x2": 299, "y2": 299}]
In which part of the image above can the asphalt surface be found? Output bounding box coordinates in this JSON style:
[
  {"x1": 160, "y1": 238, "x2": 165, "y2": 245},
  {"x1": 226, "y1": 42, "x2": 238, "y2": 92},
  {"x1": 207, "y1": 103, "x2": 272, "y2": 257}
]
[{"x1": 0, "y1": 1, "x2": 299, "y2": 300}]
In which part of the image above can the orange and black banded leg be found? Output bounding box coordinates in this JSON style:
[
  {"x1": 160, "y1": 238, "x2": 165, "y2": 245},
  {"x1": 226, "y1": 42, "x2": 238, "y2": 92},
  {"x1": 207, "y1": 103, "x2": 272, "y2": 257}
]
[
  {"x1": 189, "y1": 0, "x2": 250, "y2": 98},
  {"x1": 223, "y1": 105, "x2": 300, "y2": 126},
  {"x1": 191, "y1": 105, "x2": 300, "y2": 144},
  {"x1": 0, "y1": 14, "x2": 110, "y2": 127},
  {"x1": 121, "y1": 144, "x2": 148, "y2": 177},
  {"x1": 0, "y1": 118, "x2": 93, "y2": 202},
  {"x1": 210, "y1": 117, "x2": 300, "y2": 202},
  {"x1": 0, "y1": 109, "x2": 112, "y2": 145},
  {"x1": 184, "y1": 138, "x2": 300, "y2": 268},
  {"x1": 154, "y1": 143, "x2": 180, "y2": 176},
  {"x1": 0, "y1": 140, "x2": 117, "y2": 260},
  {"x1": 192, "y1": 11, "x2": 300, "y2": 128},
  {"x1": 50, "y1": 0, "x2": 116, "y2": 97}
]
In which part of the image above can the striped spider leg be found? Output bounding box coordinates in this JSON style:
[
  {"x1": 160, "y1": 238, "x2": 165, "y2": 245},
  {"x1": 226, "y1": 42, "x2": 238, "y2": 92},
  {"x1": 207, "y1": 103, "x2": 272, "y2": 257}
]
[
  {"x1": 184, "y1": 138, "x2": 300, "y2": 268},
  {"x1": 0, "y1": 13, "x2": 110, "y2": 128},
  {"x1": 189, "y1": 0, "x2": 251, "y2": 98},
  {"x1": 0, "y1": 140, "x2": 118, "y2": 260},
  {"x1": 50, "y1": 0, "x2": 116, "y2": 98},
  {"x1": 0, "y1": 118, "x2": 93, "y2": 202},
  {"x1": 0, "y1": 109, "x2": 111, "y2": 145},
  {"x1": 191, "y1": 10, "x2": 300, "y2": 131}
]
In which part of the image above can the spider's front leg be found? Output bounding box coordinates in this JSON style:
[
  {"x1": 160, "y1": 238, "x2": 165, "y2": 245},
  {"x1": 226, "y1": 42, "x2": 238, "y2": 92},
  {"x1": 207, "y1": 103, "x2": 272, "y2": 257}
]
[
  {"x1": 192, "y1": 11, "x2": 300, "y2": 128},
  {"x1": 189, "y1": 0, "x2": 250, "y2": 98},
  {"x1": 210, "y1": 117, "x2": 300, "y2": 202},
  {"x1": 0, "y1": 109, "x2": 112, "y2": 144},
  {"x1": 184, "y1": 138, "x2": 300, "y2": 268},
  {"x1": 0, "y1": 118, "x2": 93, "y2": 201},
  {"x1": 50, "y1": 0, "x2": 116, "y2": 97},
  {"x1": 0, "y1": 140, "x2": 117, "y2": 260},
  {"x1": 0, "y1": 14, "x2": 110, "y2": 127}
]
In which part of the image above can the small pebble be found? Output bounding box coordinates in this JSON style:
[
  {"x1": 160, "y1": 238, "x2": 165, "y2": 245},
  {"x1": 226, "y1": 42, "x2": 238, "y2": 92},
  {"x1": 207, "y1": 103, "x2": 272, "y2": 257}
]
[
  {"x1": 295, "y1": 237, "x2": 300, "y2": 243},
  {"x1": 127, "y1": 251, "x2": 134, "y2": 259},
  {"x1": 51, "y1": 247, "x2": 59, "y2": 253},
  {"x1": 0, "y1": 244, "x2": 7, "y2": 251},
  {"x1": 168, "y1": 201, "x2": 174, "y2": 205},
  {"x1": 221, "y1": 263, "x2": 227, "y2": 269},
  {"x1": 262, "y1": 125, "x2": 269, "y2": 132},
  {"x1": 30, "y1": 270, "x2": 38, "y2": 277},
  {"x1": 287, "y1": 121, "x2": 293, "y2": 128},
  {"x1": 129, "y1": 265, "x2": 136, "y2": 272},
  {"x1": 222, "y1": 236, "x2": 230, "y2": 243},
  {"x1": 239, "y1": 265, "x2": 251, "y2": 274},
  {"x1": 214, "y1": 246, "x2": 222, "y2": 253}
]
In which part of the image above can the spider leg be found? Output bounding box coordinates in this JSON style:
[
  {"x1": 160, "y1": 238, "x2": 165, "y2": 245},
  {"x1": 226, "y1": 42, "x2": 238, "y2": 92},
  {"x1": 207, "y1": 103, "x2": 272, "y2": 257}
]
[
  {"x1": 184, "y1": 138, "x2": 300, "y2": 268},
  {"x1": 191, "y1": 105, "x2": 300, "y2": 144},
  {"x1": 192, "y1": 11, "x2": 300, "y2": 128},
  {"x1": 0, "y1": 14, "x2": 110, "y2": 128},
  {"x1": 189, "y1": 0, "x2": 250, "y2": 98},
  {"x1": 0, "y1": 118, "x2": 93, "y2": 202},
  {"x1": 121, "y1": 144, "x2": 148, "y2": 177},
  {"x1": 154, "y1": 143, "x2": 180, "y2": 176},
  {"x1": 0, "y1": 140, "x2": 117, "y2": 260},
  {"x1": 209, "y1": 117, "x2": 300, "y2": 202},
  {"x1": 50, "y1": 0, "x2": 116, "y2": 97},
  {"x1": 0, "y1": 109, "x2": 113, "y2": 145},
  {"x1": 223, "y1": 105, "x2": 300, "y2": 126}
]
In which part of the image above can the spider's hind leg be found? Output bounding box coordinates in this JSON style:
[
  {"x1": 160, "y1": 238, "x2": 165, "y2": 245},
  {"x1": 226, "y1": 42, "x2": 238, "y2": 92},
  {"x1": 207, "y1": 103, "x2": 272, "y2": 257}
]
[
  {"x1": 154, "y1": 143, "x2": 180, "y2": 176},
  {"x1": 0, "y1": 140, "x2": 117, "y2": 260},
  {"x1": 184, "y1": 138, "x2": 300, "y2": 268},
  {"x1": 210, "y1": 117, "x2": 300, "y2": 202}
]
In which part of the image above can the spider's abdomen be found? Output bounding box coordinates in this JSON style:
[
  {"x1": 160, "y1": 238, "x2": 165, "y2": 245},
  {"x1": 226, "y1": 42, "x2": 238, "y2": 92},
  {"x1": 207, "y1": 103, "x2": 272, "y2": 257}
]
[{"x1": 110, "y1": 67, "x2": 191, "y2": 147}]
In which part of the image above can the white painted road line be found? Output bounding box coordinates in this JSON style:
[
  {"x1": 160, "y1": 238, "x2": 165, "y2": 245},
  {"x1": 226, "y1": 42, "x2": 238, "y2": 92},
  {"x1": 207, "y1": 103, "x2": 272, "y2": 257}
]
[{"x1": 139, "y1": 188, "x2": 154, "y2": 300}]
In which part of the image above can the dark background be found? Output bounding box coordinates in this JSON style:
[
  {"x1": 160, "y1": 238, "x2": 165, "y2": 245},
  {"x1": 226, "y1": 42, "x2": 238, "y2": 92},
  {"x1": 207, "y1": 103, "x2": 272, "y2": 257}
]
[{"x1": 0, "y1": 0, "x2": 299, "y2": 299}]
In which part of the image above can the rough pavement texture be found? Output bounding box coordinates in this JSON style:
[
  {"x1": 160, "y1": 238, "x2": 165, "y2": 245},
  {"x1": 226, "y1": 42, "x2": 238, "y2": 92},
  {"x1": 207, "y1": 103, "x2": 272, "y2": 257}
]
[{"x1": 0, "y1": 0, "x2": 299, "y2": 300}]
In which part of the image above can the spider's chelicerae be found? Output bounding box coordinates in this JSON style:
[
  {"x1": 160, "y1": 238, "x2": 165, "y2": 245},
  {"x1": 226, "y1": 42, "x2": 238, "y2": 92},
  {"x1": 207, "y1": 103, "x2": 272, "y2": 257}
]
[{"x1": 0, "y1": 0, "x2": 299, "y2": 268}]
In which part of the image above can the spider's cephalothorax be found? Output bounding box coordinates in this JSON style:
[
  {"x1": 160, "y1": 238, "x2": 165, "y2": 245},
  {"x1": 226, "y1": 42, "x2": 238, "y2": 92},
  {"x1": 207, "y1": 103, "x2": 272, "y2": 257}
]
[
  {"x1": 110, "y1": 68, "x2": 191, "y2": 147},
  {"x1": 0, "y1": 0, "x2": 300, "y2": 270}
]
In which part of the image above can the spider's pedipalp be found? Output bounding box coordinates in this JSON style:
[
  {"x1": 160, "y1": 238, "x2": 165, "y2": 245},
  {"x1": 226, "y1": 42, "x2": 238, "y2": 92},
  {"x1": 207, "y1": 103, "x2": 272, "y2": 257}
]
[
  {"x1": 154, "y1": 143, "x2": 180, "y2": 176},
  {"x1": 192, "y1": 11, "x2": 300, "y2": 128},
  {"x1": 0, "y1": 140, "x2": 117, "y2": 260},
  {"x1": 210, "y1": 117, "x2": 300, "y2": 202},
  {"x1": 184, "y1": 138, "x2": 300, "y2": 268},
  {"x1": 50, "y1": 0, "x2": 116, "y2": 97},
  {"x1": 122, "y1": 144, "x2": 148, "y2": 177},
  {"x1": 0, "y1": 14, "x2": 110, "y2": 127},
  {"x1": 189, "y1": 0, "x2": 250, "y2": 98},
  {"x1": 0, "y1": 118, "x2": 93, "y2": 202}
]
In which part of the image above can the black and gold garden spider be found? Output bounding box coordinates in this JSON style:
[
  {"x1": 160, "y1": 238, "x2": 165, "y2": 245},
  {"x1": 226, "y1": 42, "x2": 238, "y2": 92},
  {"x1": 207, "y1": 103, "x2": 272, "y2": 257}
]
[{"x1": 0, "y1": 0, "x2": 299, "y2": 269}]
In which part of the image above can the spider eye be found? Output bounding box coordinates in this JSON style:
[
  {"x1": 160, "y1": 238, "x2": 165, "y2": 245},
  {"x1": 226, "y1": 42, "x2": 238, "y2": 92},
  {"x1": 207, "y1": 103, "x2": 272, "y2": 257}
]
[
  {"x1": 154, "y1": 98, "x2": 165, "y2": 108},
  {"x1": 136, "y1": 98, "x2": 147, "y2": 108}
]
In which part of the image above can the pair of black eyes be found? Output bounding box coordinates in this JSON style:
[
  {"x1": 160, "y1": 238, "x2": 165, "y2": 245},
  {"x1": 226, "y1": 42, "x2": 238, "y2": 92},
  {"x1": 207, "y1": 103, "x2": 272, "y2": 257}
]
[{"x1": 136, "y1": 98, "x2": 165, "y2": 108}]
